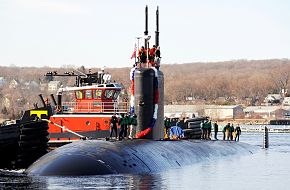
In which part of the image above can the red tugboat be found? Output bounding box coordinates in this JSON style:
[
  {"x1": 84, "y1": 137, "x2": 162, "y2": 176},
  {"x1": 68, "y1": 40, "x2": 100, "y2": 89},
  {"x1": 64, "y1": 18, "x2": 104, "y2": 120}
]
[{"x1": 45, "y1": 71, "x2": 128, "y2": 141}]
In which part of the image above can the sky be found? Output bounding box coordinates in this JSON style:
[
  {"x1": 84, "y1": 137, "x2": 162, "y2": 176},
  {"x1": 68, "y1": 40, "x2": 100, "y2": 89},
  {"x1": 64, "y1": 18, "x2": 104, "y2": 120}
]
[{"x1": 0, "y1": 0, "x2": 289, "y2": 68}]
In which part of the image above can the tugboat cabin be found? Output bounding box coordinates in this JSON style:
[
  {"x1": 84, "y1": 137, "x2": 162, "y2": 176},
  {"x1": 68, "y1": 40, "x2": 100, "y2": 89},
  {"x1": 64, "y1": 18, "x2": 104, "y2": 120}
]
[{"x1": 58, "y1": 83, "x2": 125, "y2": 114}]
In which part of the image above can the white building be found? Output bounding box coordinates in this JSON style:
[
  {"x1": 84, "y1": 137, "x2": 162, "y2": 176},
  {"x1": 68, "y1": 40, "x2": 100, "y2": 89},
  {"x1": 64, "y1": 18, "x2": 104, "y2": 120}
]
[
  {"x1": 164, "y1": 105, "x2": 202, "y2": 118},
  {"x1": 48, "y1": 81, "x2": 61, "y2": 91},
  {"x1": 204, "y1": 105, "x2": 243, "y2": 119},
  {"x1": 283, "y1": 97, "x2": 290, "y2": 105},
  {"x1": 164, "y1": 104, "x2": 243, "y2": 119}
]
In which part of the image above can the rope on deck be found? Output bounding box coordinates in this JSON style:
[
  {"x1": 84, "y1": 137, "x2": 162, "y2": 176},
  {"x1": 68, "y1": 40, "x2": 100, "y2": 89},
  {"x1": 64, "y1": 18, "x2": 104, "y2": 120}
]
[{"x1": 41, "y1": 118, "x2": 88, "y2": 140}]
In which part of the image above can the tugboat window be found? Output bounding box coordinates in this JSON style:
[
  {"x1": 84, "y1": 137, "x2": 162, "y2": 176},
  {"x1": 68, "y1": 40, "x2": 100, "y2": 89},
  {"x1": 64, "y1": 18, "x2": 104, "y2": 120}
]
[
  {"x1": 85, "y1": 90, "x2": 92, "y2": 99},
  {"x1": 93, "y1": 89, "x2": 102, "y2": 99},
  {"x1": 113, "y1": 90, "x2": 120, "y2": 99},
  {"x1": 76, "y1": 90, "x2": 84, "y2": 99},
  {"x1": 105, "y1": 90, "x2": 115, "y2": 99}
]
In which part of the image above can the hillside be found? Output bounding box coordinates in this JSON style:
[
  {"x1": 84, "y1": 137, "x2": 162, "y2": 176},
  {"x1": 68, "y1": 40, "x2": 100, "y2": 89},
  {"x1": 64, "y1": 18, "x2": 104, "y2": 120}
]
[{"x1": 1, "y1": 59, "x2": 290, "y2": 119}]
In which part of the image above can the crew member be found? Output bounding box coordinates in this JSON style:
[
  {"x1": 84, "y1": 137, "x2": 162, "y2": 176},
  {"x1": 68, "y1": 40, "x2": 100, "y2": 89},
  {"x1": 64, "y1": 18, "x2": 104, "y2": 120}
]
[
  {"x1": 138, "y1": 46, "x2": 147, "y2": 67},
  {"x1": 129, "y1": 114, "x2": 137, "y2": 139},
  {"x1": 229, "y1": 124, "x2": 235, "y2": 141},
  {"x1": 207, "y1": 120, "x2": 212, "y2": 140},
  {"x1": 214, "y1": 121, "x2": 219, "y2": 140},
  {"x1": 223, "y1": 123, "x2": 231, "y2": 140},
  {"x1": 201, "y1": 120, "x2": 206, "y2": 139},
  {"x1": 118, "y1": 113, "x2": 126, "y2": 140},
  {"x1": 235, "y1": 124, "x2": 242, "y2": 141},
  {"x1": 164, "y1": 117, "x2": 171, "y2": 138},
  {"x1": 124, "y1": 112, "x2": 130, "y2": 138},
  {"x1": 169, "y1": 125, "x2": 184, "y2": 140},
  {"x1": 110, "y1": 114, "x2": 118, "y2": 139},
  {"x1": 149, "y1": 45, "x2": 156, "y2": 67}
]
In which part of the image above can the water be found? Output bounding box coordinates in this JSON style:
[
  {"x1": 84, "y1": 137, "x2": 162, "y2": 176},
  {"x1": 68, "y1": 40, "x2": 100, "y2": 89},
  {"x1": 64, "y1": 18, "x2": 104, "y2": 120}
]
[{"x1": 1, "y1": 133, "x2": 290, "y2": 190}]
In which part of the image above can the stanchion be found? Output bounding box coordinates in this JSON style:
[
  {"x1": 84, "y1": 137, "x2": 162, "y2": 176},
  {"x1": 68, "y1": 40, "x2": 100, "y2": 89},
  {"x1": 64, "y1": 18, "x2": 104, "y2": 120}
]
[{"x1": 263, "y1": 126, "x2": 269, "y2": 148}]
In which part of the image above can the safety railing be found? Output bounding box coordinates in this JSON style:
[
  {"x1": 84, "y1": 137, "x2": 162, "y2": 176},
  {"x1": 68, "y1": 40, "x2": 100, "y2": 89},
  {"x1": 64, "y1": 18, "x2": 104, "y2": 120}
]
[{"x1": 61, "y1": 101, "x2": 129, "y2": 113}]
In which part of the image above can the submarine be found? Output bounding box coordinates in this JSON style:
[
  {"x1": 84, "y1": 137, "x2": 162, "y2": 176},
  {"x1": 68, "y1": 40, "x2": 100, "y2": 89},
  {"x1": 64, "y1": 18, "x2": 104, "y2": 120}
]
[{"x1": 26, "y1": 6, "x2": 257, "y2": 176}]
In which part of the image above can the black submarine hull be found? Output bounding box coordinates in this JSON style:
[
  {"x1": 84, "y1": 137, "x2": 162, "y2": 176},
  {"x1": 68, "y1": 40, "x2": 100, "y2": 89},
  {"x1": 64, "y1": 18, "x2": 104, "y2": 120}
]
[{"x1": 26, "y1": 139, "x2": 256, "y2": 176}]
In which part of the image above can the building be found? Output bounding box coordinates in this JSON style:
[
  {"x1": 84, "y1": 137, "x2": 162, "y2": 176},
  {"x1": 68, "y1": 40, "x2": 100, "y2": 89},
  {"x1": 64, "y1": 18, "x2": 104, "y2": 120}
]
[
  {"x1": 283, "y1": 97, "x2": 290, "y2": 105},
  {"x1": 264, "y1": 94, "x2": 282, "y2": 105},
  {"x1": 9, "y1": 79, "x2": 19, "y2": 89},
  {"x1": 48, "y1": 81, "x2": 61, "y2": 91},
  {"x1": 244, "y1": 106, "x2": 290, "y2": 119},
  {"x1": 164, "y1": 104, "x2": 243, "y2": 119},
  {"x1": 164, "y1": 105, "x2": 203, "y2": 118},
  {"x1": 204, "y1": 105, "x2": 243, "y2": 119}
]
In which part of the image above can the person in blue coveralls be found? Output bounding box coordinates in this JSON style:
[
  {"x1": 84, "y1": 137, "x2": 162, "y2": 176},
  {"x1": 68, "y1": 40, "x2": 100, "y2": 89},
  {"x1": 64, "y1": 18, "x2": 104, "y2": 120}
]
[{"x1": 169, "y1": 125, "x2": 184, "y2": 140}]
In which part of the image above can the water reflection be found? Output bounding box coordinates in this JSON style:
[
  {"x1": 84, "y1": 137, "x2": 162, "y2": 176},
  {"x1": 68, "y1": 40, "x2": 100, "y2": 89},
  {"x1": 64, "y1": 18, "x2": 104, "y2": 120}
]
[{"x1": 0, "y1": 171, "x2": 47, "y2": 189}]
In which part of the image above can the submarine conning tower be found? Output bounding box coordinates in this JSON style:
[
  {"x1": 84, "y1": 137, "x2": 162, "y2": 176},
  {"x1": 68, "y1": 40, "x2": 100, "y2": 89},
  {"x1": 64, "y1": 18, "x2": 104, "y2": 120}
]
[
  {"x1": 134, "y1": 69, "x2": 164, "y2": 140},
  {"x1": 133, "y1": 5, "x2": 164, "y2": 140}
]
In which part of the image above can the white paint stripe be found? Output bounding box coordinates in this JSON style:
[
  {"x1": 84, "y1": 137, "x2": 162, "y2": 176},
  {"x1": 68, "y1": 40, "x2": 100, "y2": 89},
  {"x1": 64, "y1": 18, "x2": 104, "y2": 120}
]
[
  {"x1": 151, "y1": 67, "x2": 158, "y2": 77},
  {"x1": 153, "y1": 104, "x2": 158, "y2": 119},
  {"x1": 130, "y1": 95, "x2": 135, "y2": 107}
]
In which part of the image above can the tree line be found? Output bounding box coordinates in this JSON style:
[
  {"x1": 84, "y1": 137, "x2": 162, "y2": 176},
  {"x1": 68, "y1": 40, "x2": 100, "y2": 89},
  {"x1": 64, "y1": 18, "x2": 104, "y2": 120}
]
[{"x1": 0, "y1": 59, "x2": 290, "y2": 120}]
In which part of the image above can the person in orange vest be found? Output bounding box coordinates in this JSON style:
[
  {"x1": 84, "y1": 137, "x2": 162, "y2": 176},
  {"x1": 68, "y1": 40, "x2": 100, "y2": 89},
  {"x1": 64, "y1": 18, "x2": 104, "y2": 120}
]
[
  {"x1": 149, "y1": 45, "x2": 156, "y2": 67},
  {"x1": 138, "y1": 46, "x2": 147, "y2": 67}
]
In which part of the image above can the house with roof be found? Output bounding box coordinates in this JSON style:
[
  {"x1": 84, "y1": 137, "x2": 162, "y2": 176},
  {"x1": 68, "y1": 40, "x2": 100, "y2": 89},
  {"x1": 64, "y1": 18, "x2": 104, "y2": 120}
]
[
  {"x1": 264, "y1": 94, "x2": 282, "y2": 105},
  {"x1": 9, "y1": 79, "x2": 19, "y2": 89}
]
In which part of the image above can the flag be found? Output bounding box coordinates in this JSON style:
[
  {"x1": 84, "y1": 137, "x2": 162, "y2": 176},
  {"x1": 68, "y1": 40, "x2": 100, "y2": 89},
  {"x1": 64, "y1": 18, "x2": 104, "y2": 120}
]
[{"x1": 130, "y1": 43, "x2": 137, "y2": 59}]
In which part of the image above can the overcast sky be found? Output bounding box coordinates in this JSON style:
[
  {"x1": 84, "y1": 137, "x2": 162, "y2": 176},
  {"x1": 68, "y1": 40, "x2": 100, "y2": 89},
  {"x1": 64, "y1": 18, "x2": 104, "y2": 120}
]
[{"x1": 0, "y1": 0, "x2": 289, "y2": 68}]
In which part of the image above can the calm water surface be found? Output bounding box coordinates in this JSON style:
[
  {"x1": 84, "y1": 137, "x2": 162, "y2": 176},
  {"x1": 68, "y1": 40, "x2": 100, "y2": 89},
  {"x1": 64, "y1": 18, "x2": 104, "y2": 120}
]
[{"x1": 1, "y1": 133, "x2": 290, "y2": 190}]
